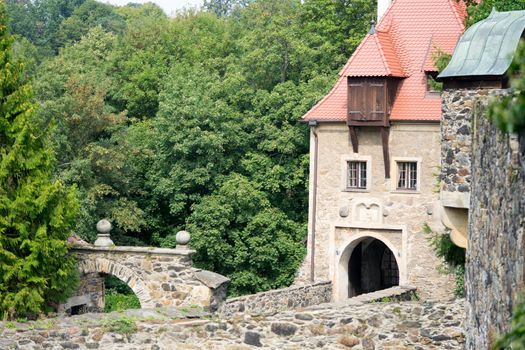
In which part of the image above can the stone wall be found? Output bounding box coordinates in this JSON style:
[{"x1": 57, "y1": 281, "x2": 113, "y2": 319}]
[
  {"x1": 0, "y1": 298, "x2": 466, "y2": 349},
  {"x1": 59, "y1": 273, "x2": 105, "y2": 314},
  {"x1": 220, "y1": 281, "x2": 332, "y2": 315},
  {"x1": 466, "y1": 92, "x2": 525, "y2": 349},
  {"x1": 64, "y1": 246, "x2": 229, "y2": 312},
  {"x1": 441, "y1": 89, "x2": 478, "y2": 196}
]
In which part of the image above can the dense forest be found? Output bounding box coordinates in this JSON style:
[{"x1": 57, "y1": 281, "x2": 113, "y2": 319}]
[
  {"x1": 4, "y1": 0, "x2": 379, "y2": 298},
  {"x1": 1, "y1": 0, "x2": 522, "y2": 317}
]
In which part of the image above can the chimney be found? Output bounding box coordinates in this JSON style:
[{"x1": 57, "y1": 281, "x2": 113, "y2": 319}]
[{"x1": 377, "y1": 0, "x2": 392, "y2": 22}]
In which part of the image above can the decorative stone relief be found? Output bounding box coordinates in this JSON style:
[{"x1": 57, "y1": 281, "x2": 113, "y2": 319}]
[{"x1": 351, "y1": 198, "x2": 383, "y2": 223}]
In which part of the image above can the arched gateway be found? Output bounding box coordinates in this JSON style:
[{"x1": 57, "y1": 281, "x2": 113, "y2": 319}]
[{"x1": 336, "y1": 233, "x2": 404, "y2": 300}]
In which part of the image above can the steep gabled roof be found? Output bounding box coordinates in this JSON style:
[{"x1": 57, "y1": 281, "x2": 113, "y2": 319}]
[
  {"x1": 303, "y1": 0, "x2": 467, "y2": 122},
  {"x1": 341, "y1": 29, "x2": 406, "y2": 77}
]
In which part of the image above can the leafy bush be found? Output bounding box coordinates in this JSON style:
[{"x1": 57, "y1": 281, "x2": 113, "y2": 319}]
[
  {"x1": 104, "y1": 275, "x2": 140, "y2": 312},
  {"x1": 104, "y1": 292, "x2": 140, "y2": 313},
  {"x1": 423, "y1": 223, "x2": 466, "y2": 297},
  {"x1": 489, "y1": 41, "x2": 525, "y2": 134},
  {"x1": 102, "y1": 317, "x2": 137, "y2": 335},
  {"x1": 494, "y1": 298, "x2": 525, "y2": 350}
]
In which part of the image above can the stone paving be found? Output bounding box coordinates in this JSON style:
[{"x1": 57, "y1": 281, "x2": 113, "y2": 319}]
[{"x1": 0, "y1": 297, "x2": 465, "y2": 349}]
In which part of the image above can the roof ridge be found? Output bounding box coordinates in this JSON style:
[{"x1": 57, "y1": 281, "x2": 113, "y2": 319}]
[
  {"x1": 373, "y1": 32, "x2": 392, "y2": 76},
  {"x1": 377, "y1": 0, "x2": 398, "y2": 30},
  {"x1": 447, "y1": 0, "x2": 466, "y2": 30}
]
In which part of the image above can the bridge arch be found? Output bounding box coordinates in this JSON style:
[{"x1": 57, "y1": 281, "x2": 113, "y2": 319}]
[{"x1": 77, "y1": 257, "x2": 155, "y2": 308}]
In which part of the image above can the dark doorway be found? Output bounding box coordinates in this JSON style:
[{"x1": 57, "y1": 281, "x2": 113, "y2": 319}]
[
  {"x1": 70, "y1": 304, "x2": 87, "y2": 316},
  {"x1": 347, "y1": 238, "x2": 399, "y2": 298}
]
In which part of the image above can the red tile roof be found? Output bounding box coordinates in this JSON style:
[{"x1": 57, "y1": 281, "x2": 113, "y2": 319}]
[
  {"x1": 341, "y1": 29, "x2": 406, "y2": 77},
  {"x1": 303, "y1": 0, "x2": 467, "y2": 122}
]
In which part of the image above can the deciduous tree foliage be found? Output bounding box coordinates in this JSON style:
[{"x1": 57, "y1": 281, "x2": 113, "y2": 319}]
[
  {"x1": 0, "y1": 1, "x2": 78, "y2": 318},
  {"x1": 465, "y1": 0, "x2": 525, "y2": 27},
  {"x1": 6, "y1": 0, "x2": 374, "y2": 297}
]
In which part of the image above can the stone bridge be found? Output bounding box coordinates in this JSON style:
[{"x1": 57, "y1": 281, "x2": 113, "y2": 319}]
[{"x1": 60, "y1": 221, "x2": 229, "y2": 314}]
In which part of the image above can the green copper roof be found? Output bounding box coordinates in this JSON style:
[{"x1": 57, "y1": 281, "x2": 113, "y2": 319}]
[{"x1": 439, "y1": 9, "x2": 525, "y2": 79}]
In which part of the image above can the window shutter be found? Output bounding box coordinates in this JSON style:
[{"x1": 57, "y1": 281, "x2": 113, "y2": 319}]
[
  {"x1": 348, "y1": 79, "x2": 367, "y2": 121},
  {"x1": 368, "y1": 81, "x2": 386, "y2": 121}
]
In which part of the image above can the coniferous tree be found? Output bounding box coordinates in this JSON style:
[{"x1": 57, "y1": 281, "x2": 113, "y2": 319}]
[{"x1": 0, "y1": 1, "x2": 78, "y2": 319}]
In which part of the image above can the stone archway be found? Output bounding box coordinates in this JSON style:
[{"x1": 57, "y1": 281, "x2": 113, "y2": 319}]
[
  {"x1": 336, "y1": 232, "x2": 403, "y2": 300},
  {"x1": 77, "y1": 258, "x2": 154, "y2": 309},
  {"x1": 60, "y1": 245, "x2": 230, "y2": 314}
]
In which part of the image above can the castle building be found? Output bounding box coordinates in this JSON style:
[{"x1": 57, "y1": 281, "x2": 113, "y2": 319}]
[{"x1": 298, "y1": 0, "x2": 468, "y2": 300}]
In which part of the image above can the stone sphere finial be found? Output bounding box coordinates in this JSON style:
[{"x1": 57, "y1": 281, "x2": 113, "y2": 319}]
[
  {"x1": 176, "y1": 230, "x2": 191, "y2": 249},
  {"x1": 96, "y1": 219, "x2": 112, "y2": 234},
  {"x1": 94, "y1": 219, "x2": 114, "y2": 247}
]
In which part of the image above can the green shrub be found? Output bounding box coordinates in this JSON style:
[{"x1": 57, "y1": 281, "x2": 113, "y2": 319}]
[
  {"x1": 453, "y1": 265, "x2": 465, "y2": 298},
  {"x1": 489, "y1": 41, "x2": 525, "y2": 134},
  {"x1": 494, "y1": 298, "x2": 525, "y2": 350},
  {"x1": 103, "y1": 275, "x2": 140, "y2": 312},
  {"x1": 104, "y1": 292, "x2": 140, "y2": 313},
  {"x1": 423, "y1": 223, "x2": 466, "y2": 297},
  {"x1": 102, "y1": 317, "x2": 137, "y2": 335}
]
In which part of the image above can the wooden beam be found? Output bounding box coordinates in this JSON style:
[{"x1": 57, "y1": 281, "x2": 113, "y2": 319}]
[
  {"x1": 349, "y1": 126, "x2": 358, "y2": 153},
  {"x1": 381, "y1": 127, "x2": 390, "y2": 179}
]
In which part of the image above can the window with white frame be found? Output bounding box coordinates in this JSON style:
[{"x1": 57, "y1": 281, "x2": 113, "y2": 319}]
[
  {"x1": 347, "y1": 161, "x2": 367, "y2": 189},
  {"x1": 396, "y1": 161, "x2": 417, "y2": 190}
]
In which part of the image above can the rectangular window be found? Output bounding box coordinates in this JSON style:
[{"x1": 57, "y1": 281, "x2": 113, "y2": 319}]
[
  {"x1": 347, "y1": 161, "x2": 367, "y2": 189},
  {"x1": 397, "y1": 162, "x2": 417, "y2": 190}
]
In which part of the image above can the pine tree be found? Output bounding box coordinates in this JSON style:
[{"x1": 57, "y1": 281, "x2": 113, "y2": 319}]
[{"x1": 0, "y1": 1, "x2": 79, "y2": 319}]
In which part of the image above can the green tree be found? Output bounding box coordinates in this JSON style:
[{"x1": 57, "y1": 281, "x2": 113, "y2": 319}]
[
  {"x1": 185, "y1": 174, "x2": 305, "y2": 296},
  {"x1": 203, "y1": 0, "x2": 252, "y2": 17},
  {"x1": 0, "y1": 2, "x2": 78, "y2": 319},
  {"x1": 56, "y1": 0, "x2": 126, "y2": 46},
  {"x1": 489, "y1": 42, "x2": 525, "y2": 133},
  {"x1": 6, "y1": 0, "x2": 86, "y2": 55},
  {"x1": 466, "y1": 0, "x2": 525, "y2": 27}
]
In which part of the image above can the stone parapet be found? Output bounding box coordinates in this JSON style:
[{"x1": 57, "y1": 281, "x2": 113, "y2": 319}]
[{"x1": 220, "y1": 281, "x2": 332, "y2": 316}]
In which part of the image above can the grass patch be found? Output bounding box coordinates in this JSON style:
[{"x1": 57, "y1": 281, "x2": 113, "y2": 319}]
[
  {"x1": 105, "y1": 292, "x2": 141, "y2": 313},
  {"x1": 104, "y1": 275, "x2": 140, "y2": 313},
  {"x1": 102, "y1": 317, "x2": 137, "y2": 335}
]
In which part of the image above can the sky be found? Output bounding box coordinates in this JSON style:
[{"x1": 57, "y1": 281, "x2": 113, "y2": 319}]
[{"x1": 99, "y1": 0, "x2": 204, "y2": 15}]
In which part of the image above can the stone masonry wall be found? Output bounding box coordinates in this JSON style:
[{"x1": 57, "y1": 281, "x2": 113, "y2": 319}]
[
  {"x1": 220, "y1": 281, "x2": 332, "y2": 316},
  {"x1": 0, "y1": 298, "x2": 466, "y2": 349},
  {"x1": 441, "y1": 89, "x2": 479, "y2": 195},
  {"x1": 69, "y1": 246, "x2": 229, "y2": 312},
  {"x1": 466, "y1": 91, "x2": 525, "y2": 349}
]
